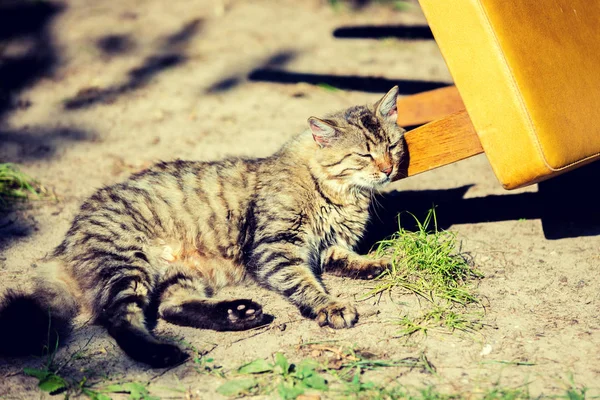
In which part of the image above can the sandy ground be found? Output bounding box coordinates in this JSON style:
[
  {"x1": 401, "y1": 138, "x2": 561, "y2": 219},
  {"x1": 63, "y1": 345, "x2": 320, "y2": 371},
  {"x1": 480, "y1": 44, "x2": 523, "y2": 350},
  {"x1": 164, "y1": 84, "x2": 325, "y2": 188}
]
[{"x1": 1, "y1": 0, "x2": 599, "y2": 398}]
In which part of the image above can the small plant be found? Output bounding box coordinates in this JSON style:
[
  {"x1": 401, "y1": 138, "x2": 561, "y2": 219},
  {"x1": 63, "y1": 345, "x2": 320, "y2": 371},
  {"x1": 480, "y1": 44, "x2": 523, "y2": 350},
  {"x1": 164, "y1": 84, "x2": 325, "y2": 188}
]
[
  {"x1": 25, "y1": 364, "x2": 158, "y2": 400},
  {"x1": 174, "y1": 338, "x2": 223, "y2": 377},
  {"x1": 23, "y1": 331, "x2": 72, "y2": 395},
  {"x1": 317, "y1": 83, "x2": 340, "y2": 92},
  {"x1": 301, "y1": 343, "x2": 435, "y2": 380},
  {"x1": 96, "y1": 382, "x2": 159, "y2": 400},
  {"x1": 322, "y1": 346, "x2": 436, "y2": 398},
  {"x1": 364, "y1": 208, "x2": 484, "y2": 336},
  {"x1": 23, "y1": 334, "x2": 158, "y2": 399},
  {"x1": 337, "y1": 381, "x2": 461, "y2": 400},
  {"x1": 192, "y1": 355, "x2": 224, "y2": 377},
  {"x1": 0, "y1": 163, "x2": 45, "y2": 207},
  {"x1": 482, "y1": 386, "x2": 532, "y2": 400},
  {"x1": 217, "y1": 353, "x2": 328, "y2": 399},
  {"x1": 562, "y1": 374, "x2": 588, "y2": 400},
  {"x1": 217, "y1": 345, "x2": 437, "y2": 399},
  {"x1": 24, "y1": 365, "x2": 69, "y2": 395}
]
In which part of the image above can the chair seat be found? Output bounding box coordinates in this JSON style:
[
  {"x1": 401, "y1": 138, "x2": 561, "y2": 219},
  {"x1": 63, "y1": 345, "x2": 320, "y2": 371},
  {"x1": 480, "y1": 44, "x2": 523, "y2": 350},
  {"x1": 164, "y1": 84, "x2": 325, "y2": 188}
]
[{"x1": 419, "y1": 0, "x2": 600, "y2": 189}]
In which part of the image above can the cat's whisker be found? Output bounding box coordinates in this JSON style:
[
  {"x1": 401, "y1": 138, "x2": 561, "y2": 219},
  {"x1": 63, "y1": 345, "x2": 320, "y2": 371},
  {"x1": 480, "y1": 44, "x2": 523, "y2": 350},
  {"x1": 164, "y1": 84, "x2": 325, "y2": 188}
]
[{"x1": 369, "y1": 190, "x2": 384, "y2": 223}]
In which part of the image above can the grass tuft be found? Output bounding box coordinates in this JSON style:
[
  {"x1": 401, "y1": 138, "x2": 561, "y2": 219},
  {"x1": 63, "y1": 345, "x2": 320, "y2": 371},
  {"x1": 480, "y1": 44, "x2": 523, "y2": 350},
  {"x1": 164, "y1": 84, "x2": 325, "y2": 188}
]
[
  {"x1": 0, "y1": 163, "x2": 46, "y2": 208},
  {"x1": 482, "y1": 386, "x2": 532, "y2": 400},
  {"x1": 364, "y1": 207, "x2": 484, "y2": 336},
  {"x1": 23, "y1": 332, "x2": 158, "y2": 399},
  {"x1": 317, "y1": 82, "x2": 341, "y2": 92},
  {"x1": 217, "y1": 346, "x2": 436, "y2": 399}
]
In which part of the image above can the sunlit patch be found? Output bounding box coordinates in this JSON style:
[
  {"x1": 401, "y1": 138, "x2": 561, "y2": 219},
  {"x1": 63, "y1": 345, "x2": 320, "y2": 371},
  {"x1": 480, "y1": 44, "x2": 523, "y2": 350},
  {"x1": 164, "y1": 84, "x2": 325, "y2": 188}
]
[
  {"x1": 148, "y1": 238, "x2": 247, "y2": 289},
  {"x1": 160, "y1": 246, "x2": 176, "y2": 262},
  {"x1": 148, "y1": 239, "x2": 184, "y2": 264}
]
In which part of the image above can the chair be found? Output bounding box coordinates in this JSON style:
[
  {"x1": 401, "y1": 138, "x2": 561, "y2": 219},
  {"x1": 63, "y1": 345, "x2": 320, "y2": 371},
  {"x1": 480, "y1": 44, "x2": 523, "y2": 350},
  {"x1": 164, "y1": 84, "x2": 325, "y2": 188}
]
[{"x1": 396, "y1": 0, "x2": 600, "y2": 189}]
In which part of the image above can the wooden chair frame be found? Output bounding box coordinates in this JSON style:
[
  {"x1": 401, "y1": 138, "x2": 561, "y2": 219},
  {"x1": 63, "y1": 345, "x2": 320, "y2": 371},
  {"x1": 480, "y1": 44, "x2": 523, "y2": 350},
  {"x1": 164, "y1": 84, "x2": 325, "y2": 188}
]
[{"x1": 395, "y1": 86, "x2": 484, "y2": 179}]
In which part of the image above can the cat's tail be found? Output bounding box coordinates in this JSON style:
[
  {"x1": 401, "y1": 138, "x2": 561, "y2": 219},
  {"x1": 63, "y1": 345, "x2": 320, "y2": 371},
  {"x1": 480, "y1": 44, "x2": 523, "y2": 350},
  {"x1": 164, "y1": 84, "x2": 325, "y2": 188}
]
[{"x1": 0, "y1": 265, "x2": 79, "y2": 357}]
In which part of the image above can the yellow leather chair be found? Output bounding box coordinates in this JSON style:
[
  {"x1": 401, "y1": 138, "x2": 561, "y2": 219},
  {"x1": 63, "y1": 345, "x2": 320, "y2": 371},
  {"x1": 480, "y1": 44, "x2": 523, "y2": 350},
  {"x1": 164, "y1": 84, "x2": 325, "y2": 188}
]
[{"x1": 397, "y1": 0, "x2": 600, "y2": 189}]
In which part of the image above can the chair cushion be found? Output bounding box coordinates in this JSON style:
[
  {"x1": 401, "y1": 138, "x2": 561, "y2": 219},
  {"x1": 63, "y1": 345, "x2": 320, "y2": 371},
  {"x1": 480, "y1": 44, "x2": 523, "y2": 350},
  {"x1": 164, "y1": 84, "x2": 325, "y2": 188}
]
[{"x1": 419, "y1": 0, "x2": 600, "y2": 189}]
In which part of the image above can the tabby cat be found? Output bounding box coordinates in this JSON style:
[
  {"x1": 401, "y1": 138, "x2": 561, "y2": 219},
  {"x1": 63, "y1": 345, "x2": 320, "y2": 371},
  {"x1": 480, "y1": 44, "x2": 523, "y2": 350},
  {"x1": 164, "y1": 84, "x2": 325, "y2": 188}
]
[{"x1": 0, "y1": 87, "x2": 405, "y2": 367}]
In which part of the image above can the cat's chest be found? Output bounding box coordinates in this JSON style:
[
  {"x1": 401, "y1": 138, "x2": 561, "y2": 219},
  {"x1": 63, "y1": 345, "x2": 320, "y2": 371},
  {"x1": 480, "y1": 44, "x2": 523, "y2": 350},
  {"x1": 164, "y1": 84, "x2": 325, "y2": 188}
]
[{"x1": 311, "y1": 202, "x2": 369, "y2": 248}]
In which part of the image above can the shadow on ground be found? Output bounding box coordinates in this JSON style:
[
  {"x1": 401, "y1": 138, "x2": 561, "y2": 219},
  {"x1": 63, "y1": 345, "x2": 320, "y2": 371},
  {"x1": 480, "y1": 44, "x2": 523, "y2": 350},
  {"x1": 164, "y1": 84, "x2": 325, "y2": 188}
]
[
  {"x1": 360, "y1": 161, "x2": 600, "y2": 251},
  {"x1": 0, "y1": 127, "x2": 94, "y2": 162},
  {"x1": 244, "y1": 22, "x2": 446, "y2": 94},
  {"x1": 96, "y1": 34, "x2": 137, "y2": 57},
  {"x1": 0, "y1": 4, "x2": 204, "y2": 249},
  {"x1": 0, "y1": 0, "x2": 62, "y2": 121},
  {"x1": 333, "y1": 24, "x2": 434, "y2": 40},
  {"x1": 0, "y1": 1, "x2": 70, "y2": 249},
  {"x1": 63, "y1": 18, "x2": 203, "y2": 110},
  {"x1": 248, "y1": 69, "x2": 449, "y2": 94},
  {"x1": 206, "y1": 50, "x2": 297, "y2": 94},
  {"x1": 0, "y1": 0, "x2": 95, "y2": 163}
]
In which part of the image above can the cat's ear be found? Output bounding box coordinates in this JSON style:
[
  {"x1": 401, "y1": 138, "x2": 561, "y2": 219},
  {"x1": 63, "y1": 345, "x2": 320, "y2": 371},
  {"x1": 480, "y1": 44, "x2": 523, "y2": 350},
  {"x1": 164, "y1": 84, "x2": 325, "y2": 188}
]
[
  {"x1": 375, "y1": 86, "x2": 399, "y2": 121},
  {"x1": 308, "y1": 117, "x2": 337, "y2": 147}
]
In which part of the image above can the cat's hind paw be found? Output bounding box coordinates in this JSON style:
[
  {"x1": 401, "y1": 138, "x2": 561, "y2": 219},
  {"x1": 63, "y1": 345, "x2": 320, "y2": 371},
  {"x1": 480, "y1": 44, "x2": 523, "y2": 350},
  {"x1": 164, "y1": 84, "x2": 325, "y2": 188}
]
[
  {"x1": 214, "y1": 299, "x2": 272, "y2": 331},
  {"x1": 161, "y1": 298, "x2": 273, "y2": 331}
]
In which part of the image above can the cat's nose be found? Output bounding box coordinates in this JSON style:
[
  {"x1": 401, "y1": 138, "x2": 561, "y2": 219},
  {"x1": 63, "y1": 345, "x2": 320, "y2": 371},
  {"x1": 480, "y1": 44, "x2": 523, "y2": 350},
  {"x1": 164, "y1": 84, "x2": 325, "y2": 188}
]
[{"x1": 380, "y1": 164, "x2": 393, "y2": 176}]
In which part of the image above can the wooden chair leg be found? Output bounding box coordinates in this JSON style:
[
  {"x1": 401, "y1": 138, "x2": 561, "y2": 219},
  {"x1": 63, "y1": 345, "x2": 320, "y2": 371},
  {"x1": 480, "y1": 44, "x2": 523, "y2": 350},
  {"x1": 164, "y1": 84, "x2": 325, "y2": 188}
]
[
  {"x1": 396, "y1": 85, "x2": 465, "y2": 127},
  {"x1": 395, "y1": 109, "x2": 484, "y2": 179}
]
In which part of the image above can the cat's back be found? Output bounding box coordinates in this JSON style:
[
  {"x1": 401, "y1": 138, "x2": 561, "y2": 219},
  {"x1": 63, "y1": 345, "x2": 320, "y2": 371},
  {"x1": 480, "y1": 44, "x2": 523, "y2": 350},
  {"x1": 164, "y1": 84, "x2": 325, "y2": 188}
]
[{"x1": 56, "y1": 157, "x2": 261, "y2": 261}]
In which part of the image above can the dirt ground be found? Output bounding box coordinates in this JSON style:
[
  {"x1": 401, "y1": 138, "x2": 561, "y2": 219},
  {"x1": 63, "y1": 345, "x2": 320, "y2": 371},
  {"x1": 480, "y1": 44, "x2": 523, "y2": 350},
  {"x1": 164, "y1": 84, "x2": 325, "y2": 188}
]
[{"x1": 1, "y1": 0, "x2": 599, "y2": 398}]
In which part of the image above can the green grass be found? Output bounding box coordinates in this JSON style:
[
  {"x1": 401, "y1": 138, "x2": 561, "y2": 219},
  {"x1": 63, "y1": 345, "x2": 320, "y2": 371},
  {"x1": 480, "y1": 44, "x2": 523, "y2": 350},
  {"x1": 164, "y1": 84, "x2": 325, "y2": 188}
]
[
  {"x1": 216, "y1": 346, "x2": 436, "y2": 399},
  {"x1": 23, "y1": 338, "x2": 594, "y2": 400},
  {"x1": 364, "y1": 208, "x2": 484, "y2": 336},
  {"x1": 482, "y1": 360, "x2": 537, "y2": 367},
  {"x1": 176, "y1": 338, "x2": 224, "y2": 377},
  {"x1": 216, "y1": 353, "x2": 327, "y2": 399},
  {"x1": 23, "y1": 335, "x2": 158, "y2": 400},
  {"x1": 25, "y1": 363, "x2": 159, "y2": 400},
  {"x1": 216, "y1": 348, "x2": 593, "y2": 399},
  {"x1": 329, "y1": 347, "x2": 436, "y2": 379},
  {"x1": 0, "y1": 163, "x2": 45, "y2": 208},
  {"x1": 477, "y1": 386, "x2": 532, "y2": 400},
  {"x1": 317, "y1": 82, "x2": 341, "y2": 92}
]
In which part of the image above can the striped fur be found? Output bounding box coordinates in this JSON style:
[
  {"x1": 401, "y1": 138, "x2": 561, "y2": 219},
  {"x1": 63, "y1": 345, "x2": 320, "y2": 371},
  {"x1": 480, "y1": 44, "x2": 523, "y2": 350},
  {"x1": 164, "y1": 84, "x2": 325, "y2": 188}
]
[{"x1": 0, "y1": 87, "x2": 405, "y2": 367}]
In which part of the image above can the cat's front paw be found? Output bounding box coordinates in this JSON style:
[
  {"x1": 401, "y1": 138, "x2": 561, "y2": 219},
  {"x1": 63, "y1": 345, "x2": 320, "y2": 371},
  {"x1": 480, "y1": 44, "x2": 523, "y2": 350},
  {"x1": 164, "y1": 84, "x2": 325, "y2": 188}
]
[
  {"x1": 315, "y1": 301, "x2": 358, "y2": 329},
  {"x1": 358, "y1": 258, "x2": 391, "y2": 280},
  {"x1": 344, "y1": 258, "x2": 390, "y2": 280},
  {"x1": 328, "y1": 256, "x2": 391, "y2": 280}
]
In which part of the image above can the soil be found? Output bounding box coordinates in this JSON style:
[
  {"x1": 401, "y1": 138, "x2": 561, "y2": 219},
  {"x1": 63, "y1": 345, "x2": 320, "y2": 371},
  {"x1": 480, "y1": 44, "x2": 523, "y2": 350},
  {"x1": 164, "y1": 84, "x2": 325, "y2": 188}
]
[{"x1": 0, "y1": 0, "x2": 599, "y2": 398}]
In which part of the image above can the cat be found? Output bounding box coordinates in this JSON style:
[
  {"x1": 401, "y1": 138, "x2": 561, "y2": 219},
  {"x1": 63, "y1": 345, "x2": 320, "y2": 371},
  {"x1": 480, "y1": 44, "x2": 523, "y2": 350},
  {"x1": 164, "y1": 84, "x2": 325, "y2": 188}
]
[{"x1": 0, "y1": 86, "x2": 405, "y2": 368}]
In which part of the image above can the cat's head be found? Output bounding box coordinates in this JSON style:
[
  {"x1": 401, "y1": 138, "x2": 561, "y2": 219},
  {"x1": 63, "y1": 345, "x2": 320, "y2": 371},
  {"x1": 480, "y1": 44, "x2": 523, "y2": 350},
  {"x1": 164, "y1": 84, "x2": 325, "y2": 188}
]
[{"x1": 308, "y1": 86, "x2": 406, "y2": 190}]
